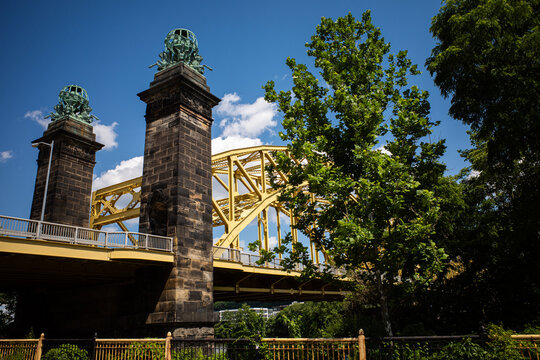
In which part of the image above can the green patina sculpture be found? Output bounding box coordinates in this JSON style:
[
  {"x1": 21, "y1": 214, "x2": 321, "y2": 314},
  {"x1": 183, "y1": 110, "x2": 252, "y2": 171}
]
[
  {"x1": 150, "y1": 28, "x2": 212, "y2": 74},
  {"x1": 46, "y1": 85, "x2": 98, "y2": 125}
]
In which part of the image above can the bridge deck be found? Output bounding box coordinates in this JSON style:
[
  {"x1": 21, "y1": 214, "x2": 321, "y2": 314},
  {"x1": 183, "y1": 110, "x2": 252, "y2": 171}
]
[{"x1": 0, "y1": 215, "x2": 347, "y2": 301}]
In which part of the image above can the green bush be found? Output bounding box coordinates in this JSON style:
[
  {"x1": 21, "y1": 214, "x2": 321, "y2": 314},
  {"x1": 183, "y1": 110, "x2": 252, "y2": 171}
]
[
  {"x1": 484, "y1": 324, "x2": 523, "y2": 360},
  {"x1": 391, "y1": 343, "x2": 430, "y2": 360},
  {"x1": 2, "y1": 350, "x2": 27, "y2": 360},
  {"x1": 368, "y1": 325, "x2": 528, "y2": 360},
  {"x1": 122, "y1": 342, "x2": 165, "y2": 359},
  {"x1": 42, "y1": 344, "x2": 89, "y2": 360},
  {"x1": 172, "y1": 348, "x2": 228, "y2": 360},
  {"x1": 431, "y1": 338, "x2": 488, "y2": 360}
]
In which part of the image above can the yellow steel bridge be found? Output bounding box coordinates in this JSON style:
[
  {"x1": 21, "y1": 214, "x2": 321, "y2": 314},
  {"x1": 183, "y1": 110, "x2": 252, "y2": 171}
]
[{"x1": 0, "y1": 146, "x2": 347, "y2": 301}]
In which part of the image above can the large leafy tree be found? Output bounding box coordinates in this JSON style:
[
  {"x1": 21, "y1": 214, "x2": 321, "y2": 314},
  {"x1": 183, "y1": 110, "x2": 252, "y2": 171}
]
[
  {"x1": 427, "y1": 0, "x2": 540, "y2": 329},
  {"x1": 264, "y1": 12, "x2": 452, "y2": 336},
  {"x1": 0, "y1": 292, "x2": 16, "y2": 336},
  {"x1": 427, "y1": 0, "x2": 539, "y2": 168}
]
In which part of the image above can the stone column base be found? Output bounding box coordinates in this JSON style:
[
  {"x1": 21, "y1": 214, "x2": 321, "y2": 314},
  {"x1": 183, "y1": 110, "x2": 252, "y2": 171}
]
[{"x1": 173, "y1": 325, "x2": 214, "y2": 339}]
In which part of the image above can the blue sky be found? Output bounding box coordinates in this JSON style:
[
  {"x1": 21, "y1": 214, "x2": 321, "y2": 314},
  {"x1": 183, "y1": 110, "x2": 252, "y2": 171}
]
[{"x1": 0, "y1": 0, "x2": 470, "y2": 226}]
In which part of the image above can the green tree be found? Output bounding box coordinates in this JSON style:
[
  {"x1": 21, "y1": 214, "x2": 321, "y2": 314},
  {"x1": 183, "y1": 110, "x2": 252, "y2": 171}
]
[
  {"x1": 267, "y1": 302, "x2": 345, "y2": 338},
  {"x1": 263, "y1": 12, "x2": 452, "y2": 336},
  {"x1": 0, "y1": 292, "x2": 16, "y2": 336},
  {"x1": 214, "y1": 304, "x2": 267, "y2": 339},
  {"x1": 427, "y1": 0, "x2": 540, "y2": 329},
  {"x1": 427, "y1": 0, "x2": 539, "y2": 168}
]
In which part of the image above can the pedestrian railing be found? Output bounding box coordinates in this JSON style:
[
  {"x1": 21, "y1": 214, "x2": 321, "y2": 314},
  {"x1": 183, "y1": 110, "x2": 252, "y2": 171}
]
[
  {"x1": 513, "y1": 335, "x2": 540, "y2": 360},
  {"x1": 264, "y1": 336, "x2": 365, "y2": 360},
  {"x1": 0, "y1": 214, "x2": 173, "y2": 253},
  {"x1": 0, "y1": 332, "x2": 538, "y2": 360},
  {"x1": 0, "y1": 338, "x2": 40, "y2": 360},
  {"x1": 213, "y1": 245, "x2": 346, "y2": 274}
]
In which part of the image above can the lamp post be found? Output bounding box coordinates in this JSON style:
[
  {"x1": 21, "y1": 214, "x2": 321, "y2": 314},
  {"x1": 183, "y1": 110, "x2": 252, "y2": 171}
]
[{"x1": 32, "y1": 140, "x2": 54, "y2": 222}]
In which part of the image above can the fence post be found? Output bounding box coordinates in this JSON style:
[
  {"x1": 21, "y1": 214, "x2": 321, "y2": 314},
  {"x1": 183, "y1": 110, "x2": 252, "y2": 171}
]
[
  {"x1": 91, "y1": 332, "x2": 98, "y2": 360},
  {"x1": 358, "y1": 329, "x2": 366, "y2": 360},
  {"x1": 34, "y1": 333, "x2": 44, "y2": 360},
  {"x1": 165, "y1": 332, "x2": 172, "y2": 360}
]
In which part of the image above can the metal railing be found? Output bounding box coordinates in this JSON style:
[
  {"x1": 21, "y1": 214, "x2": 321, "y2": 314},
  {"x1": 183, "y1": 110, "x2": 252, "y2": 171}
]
[
  {"x1": 264, "y1": 337, "x2": 364, "y2": 360},
  {"x1": 513, "y1": 335, "x2": 540, "y2": 360},
  {"x1": 0, "y1": 339, "x2": 39, "y2": 360},
  {"x1": 213, "y1": 245, "x2": 345, "y2": 274},
  {"x1": 214, "y1": 246, "x2": 304, "y2": 271},
  {"x1": 0, "y1": 214, "x2": 173, "y2": 253},
  {"x1": 1, "y1": 333, "x2": 538, "y2": 360}
]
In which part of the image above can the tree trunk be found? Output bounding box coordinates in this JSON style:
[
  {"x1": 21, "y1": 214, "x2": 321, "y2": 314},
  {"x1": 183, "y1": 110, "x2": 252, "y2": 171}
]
[{"x1": 376, "y1": 270, "x2": 393, "y2": 336}]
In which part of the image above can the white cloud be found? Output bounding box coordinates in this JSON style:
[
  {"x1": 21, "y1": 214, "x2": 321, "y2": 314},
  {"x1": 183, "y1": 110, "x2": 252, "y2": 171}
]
[
  {"x1": 24, "y1": 110, "x2": 118, "y2": 150},
  {"x1": 268, "y1": 210, "x2": 291, "y2": 227},
  {"x1": 212, "y1": 135, "x2": 262, "y2": 155},
  {"x1": 25, "y1": 110, "x2": 50, "y2": 128},
  {"x1": 93, "y1": 156, "x2": 143, "y2": 190},
  {"x1": 0, "y1": 151, "x2": 13, "y2": 162},
  {"x1": 93, "y1": 122, "x2": 119, "y2": 150},
  {"x1": 467, "y1": 169, "x2": 481, "y2": 180},
  {"x1": 268, "y1": 236, "x2": 278, "y2": 249},
  {"x1": 375, "y1": 145, "x2": 392, "y2": 156},
  {"x1": 216, "y1": 93, "x2": 277, "y2": 138}
]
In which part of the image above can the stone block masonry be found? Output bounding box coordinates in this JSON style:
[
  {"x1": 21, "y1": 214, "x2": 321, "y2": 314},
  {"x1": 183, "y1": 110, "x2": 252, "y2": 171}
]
[
  {"x1": 30, "y1": 118, "x2": 103, "y2": 227},
  {"x1": 138, "y1": 63, "x2": 220, "y2": 338}
]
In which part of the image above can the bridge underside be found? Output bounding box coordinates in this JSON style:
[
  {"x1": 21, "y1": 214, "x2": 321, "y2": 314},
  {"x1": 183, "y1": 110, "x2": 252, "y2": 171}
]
[
  {"x1": 0, "y1": 238, "x2": 171, "y2": 291},
  {"x1": 1, "y1": 235, "x2": 346, "y2": 303},
  {"x1": 214, "y1": 266, "x2": 345, "y2": 302}
]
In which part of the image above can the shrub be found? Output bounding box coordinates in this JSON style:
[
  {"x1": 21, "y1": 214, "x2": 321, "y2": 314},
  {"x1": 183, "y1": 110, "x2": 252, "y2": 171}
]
[
  {"x1": 2, "y1": 350, "x2": 27, "y2": 360},
  {"x1": 172, "y1": 348, "x2": 228, "y2": 360},
  {"x1": 432, "y1": 338, "x2": 488, "y2": 360},
  {"x1": 42, "y1": 344, "x2": 89, "y2": 360}
]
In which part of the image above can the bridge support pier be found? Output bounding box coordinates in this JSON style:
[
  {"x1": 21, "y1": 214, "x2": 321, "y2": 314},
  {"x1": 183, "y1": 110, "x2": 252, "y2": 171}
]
[
  {"x1": 30, "y1": 118, "x2": 103, "y2": 226},
  {"x1": 138, "y1": 63, "x2": 220, "y2": 337}
]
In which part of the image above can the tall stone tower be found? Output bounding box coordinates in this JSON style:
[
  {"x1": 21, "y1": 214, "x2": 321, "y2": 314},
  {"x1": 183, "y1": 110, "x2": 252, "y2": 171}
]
[
  {"x1": 138, "y1": 29, "x2": 220, "y2": 337},
  {"x1": 30, "y1": 85, "x2": 103, "y2": 226}
]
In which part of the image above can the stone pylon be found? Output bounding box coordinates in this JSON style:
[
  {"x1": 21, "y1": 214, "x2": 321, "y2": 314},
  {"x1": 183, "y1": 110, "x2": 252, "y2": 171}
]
[
  {"x1": 30, "y1": 118, "x2": 103, "y2": 226},
  {"x1": 138, "y1": 63, "x2": 220, "y2": 337}
]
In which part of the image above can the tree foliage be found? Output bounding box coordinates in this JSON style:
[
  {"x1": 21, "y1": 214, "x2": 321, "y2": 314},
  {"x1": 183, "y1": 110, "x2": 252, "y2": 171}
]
[
  {"x1": 268, "y1": 302, "x2": 344, "y2": 338},
  {"x1": 427, "y1": 0, "x2": 540, "y2": 330},
  {"x1": 214, "y1": 304, "x2": 268, "y2": 338},
  {"x1": 215, "y1": 301, "x2": 371, "y2": 338},
  {"x1": 0, "y1": 292, "x2": 16, "y2": 337},
  {"x1": 427, "y1": 0, "x2": 540, "y2": 168},
  {"x1": 263, "y1": 12, "x2": 454, "y2": 335}
]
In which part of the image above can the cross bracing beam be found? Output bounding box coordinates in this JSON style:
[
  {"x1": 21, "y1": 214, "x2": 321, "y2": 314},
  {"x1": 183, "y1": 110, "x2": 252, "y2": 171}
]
[{"x1": 90, "y1": 145, "x2": 329, "y2": 266}]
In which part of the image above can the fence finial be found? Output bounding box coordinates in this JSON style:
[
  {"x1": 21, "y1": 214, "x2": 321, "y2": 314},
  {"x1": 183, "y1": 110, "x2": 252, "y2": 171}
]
[
  {"x1": 165, "y1": 332, "x2": 172, "y2": 360},
  {"x1": 358, "y1": 329, "x2": 366, "y2": 360}
]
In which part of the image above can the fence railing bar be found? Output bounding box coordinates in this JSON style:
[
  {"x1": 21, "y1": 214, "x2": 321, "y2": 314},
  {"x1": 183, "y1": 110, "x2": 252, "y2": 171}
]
[{"x1": 0, "y1": 214, "x2": 173, "y2": 253}]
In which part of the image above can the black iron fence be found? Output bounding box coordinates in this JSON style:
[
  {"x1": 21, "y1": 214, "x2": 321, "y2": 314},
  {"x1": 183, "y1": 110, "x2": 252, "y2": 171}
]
[
  {"x1": 171, "y1": 339, "x2": 260, "y2": 360},
  {"x1": 365, "y1": 335, "x2": 481, "y2": 360}
]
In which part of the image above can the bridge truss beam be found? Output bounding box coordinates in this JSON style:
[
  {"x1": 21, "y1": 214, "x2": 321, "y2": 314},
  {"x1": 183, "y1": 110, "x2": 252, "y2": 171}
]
[
  {"x1": 89, "y1": 145, "x2": 344, "y2": 299},
  {"x1": 90, "y1": 146, "x2": 328, "y2": 263}
]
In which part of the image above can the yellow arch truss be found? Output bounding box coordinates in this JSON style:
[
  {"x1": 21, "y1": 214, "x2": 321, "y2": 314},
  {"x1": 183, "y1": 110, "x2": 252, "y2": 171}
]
[{"x1": 90, "y1": 145, "x2": 327, "y2": 264}]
